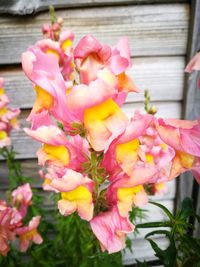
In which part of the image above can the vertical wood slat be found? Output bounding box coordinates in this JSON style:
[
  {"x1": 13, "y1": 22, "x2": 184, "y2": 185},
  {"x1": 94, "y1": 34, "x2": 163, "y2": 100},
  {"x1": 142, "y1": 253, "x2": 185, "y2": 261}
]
[{"x1": 179, "y1": 0, "x2": 200, "y2": 237}]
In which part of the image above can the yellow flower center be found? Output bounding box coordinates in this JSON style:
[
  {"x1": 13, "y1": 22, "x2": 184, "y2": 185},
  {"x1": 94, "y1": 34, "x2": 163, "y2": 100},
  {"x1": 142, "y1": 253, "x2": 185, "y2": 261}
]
[
  {"x1": 0, "y1": 107, "x2": 7, "y2": 117},
  {"x1": 46, "y1": 49, "x2": 59, "y2": 60},
  {"x1": 116, "y1": 139, "x2": 140, "y2": 164},
  {"x1": 21, "y1": 229, "x2": 37, "y2": 240},
  {"x1": 117, "y1": 185, "x2": 143, "y2": 200},
  {"x1": 84, "y1": 98, "x2": 120, "y2": 124},
  {"x1": 61, "y1": 186, "x2": 92, "y2": 202},
  {"x1": 33, "y1": 86, "x2": 54, "y2": 113},
  {"x1": 61, "y1": 39, "x2": 73, "y2": 51},
  {"x1": 146, "y1": 154, "x2": 154, "y2": 165},
  {"x1": 43, "y1": 144, "x2": 70, "y2": 166},
  {"x1": 0, "y1": 131, "x2": 7, "y2": 140},
  {"x1": 0, "y1": 88, "x2": 5, "y2": 96},
  {"x1": 177, "y1": 151, "x2": 195, "y2": 169}
]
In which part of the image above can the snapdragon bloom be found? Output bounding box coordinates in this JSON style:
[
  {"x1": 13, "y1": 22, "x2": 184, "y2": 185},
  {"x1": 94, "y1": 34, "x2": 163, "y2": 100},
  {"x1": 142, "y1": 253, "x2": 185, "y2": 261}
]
[
  {"x1": 16, "y1": 216, "x2": 43, "y2": 252},
  {"x1": 22, "y1": 21, "x2": 200, "y2": 254},
  {"x1": 0, "y1": 201, "x2": 15, "y2": 256},
  {"x1": 12, "y1": 183, "x2": 32, "y2": 218},
  {"x1": 157, "y1": 118, "x2": 200, "y2": 183},
  {"x1": 90, "y1": 207, "x2": 134, "y2": 254},
  {"x1": 0, "y1": 78, "x2": 20, "y2": 147},
  {"x1": 103, "y1": 112, "x2": 175, "y2": 183},
  {"x1": 185, "y1": 52, "x2": 200, "y2": 89},
  {"x1": 74, "y1": 35, "x2": 139, "y2": 95},
  {"x1": 50, "y1": 169, "x2": 94, "y2": 221},
  {"x1": 24, "y1": 125, "x2": 88, "y2": 169}
]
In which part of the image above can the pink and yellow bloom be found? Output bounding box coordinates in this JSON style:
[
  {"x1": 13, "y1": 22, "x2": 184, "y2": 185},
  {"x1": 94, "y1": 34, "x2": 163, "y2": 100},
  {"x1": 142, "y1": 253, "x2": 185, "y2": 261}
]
[
  {"x1": 90, "y1": 206, "x2": 134, "y2": 253},
  {"x1": 24, "y1": 125, "x2": 88, "y2": 169},
  {"x1": 74, "y1": 35, "x2": 139, "y2": 96},
  {"x1": 50, "y1": 169, "x2": 94, "y2": 221},
  {"x1": 12, "y1": 183, "x2": 32, "y2": 218},
  {"x1": 157, "y1": 118, "x2": 200, "y2": 183},
  {"x1": 103, "y1": 112, "x2": 174, "y2": 184},
  {"x1": 0, "y1": 201, "x2": 15, "y2": 256},
  {"x1": 107, "y1": 182, "x2": 148, "y2": 218},
  {"x1": 16, "y1": 216, "x2": 43, "y2": 252}
]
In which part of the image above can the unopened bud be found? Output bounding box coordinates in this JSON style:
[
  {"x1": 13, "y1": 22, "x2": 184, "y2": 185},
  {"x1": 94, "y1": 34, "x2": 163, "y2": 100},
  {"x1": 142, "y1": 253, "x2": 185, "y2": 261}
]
[
  {"x1": 149, "y1": 106, "x2": 158, "y2": 115},
  {"x1": 57, "y1": 17, "x2": 64, "y2": 25},
  {"x1": 52, "y1": 23, "x2": 60, "y2": 31},
  {"x1": 42, "y1": 24, "x2": 50, "y2": 34}
]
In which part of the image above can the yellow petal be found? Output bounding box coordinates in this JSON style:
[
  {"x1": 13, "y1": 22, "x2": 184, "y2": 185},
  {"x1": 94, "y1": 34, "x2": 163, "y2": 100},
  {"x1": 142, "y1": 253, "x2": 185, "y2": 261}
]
[
  {"x1": 146, "y1": 154, "x2": 154, "y2": 165},
  {"x1": 46, "y1": 49, "x2": 59, "y2": 60},
  {"x1": 33, "y1": 86, "x2": 54, "y2": 113},
  {"x1": 43, "y1": 144, "x2": 70, "y2": 166},
  {"x1": 21, "y1": 229, "x2": 37, "y2": 240},
  {"x1": 84, "y1": 98, "x2": 120, "y2": 124},
  {"x1": 0, "y1": 131, "x2": 7, "y2": 140},
  {"x1": 116, "y1": 139, "x2": 139, "y2": 164},
  {"x1": 61, "y1": 39, "x2": 72, "y2": 52},
  {"x1": 61, "y1": 186, "x2": 92, "y2": 202},
  {"x1": 0, "y1": 88, "x2": 5, "y2": 96},
  {"x1": 0, "y1": 107, "x2": 7, "y2": 117},
  {"x1": 177, "y1": 151, "x2": 195, "y2": 169},
  {"x1": 117, "y1": 185, "x2": 143, "y2": 201}
]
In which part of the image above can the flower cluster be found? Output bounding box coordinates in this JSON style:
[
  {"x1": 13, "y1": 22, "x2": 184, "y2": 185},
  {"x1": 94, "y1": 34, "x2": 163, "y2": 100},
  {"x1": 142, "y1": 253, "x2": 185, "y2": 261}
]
[
  {"x1": 0, "y1": 183, "x2": 42, "y2": 256},
  {"x1": 0, "y1": 78, "x2": 20, "y2": 148},
  {"x1": 22, "y1": 20, "x2": 200, "y2": 254}
]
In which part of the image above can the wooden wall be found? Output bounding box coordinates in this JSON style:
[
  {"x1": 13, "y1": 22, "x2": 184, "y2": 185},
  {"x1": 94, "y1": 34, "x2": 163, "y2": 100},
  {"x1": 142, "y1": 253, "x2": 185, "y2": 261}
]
[{"x1": 0, "y1": 0, "x2": 191, "y2": 265}]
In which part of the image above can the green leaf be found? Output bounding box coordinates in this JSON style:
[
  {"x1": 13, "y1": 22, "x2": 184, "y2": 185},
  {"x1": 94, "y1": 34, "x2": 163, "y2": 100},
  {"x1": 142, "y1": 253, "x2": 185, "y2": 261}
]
[
  {"x1": 136, "y1": 221, "x2": 171, "y2": 228},
  {"x1": 180, "y1": 197, "x2": 195, "y2": 219},
  {"x1": 149, "y1": 201, "x2": 174, "y2": 220},
  {"x1": 135, "y1": 260, "x2": 148, "y2": 267},
  {"x1": 145, "y1": 230, "x2": 170, "y2": 239}
]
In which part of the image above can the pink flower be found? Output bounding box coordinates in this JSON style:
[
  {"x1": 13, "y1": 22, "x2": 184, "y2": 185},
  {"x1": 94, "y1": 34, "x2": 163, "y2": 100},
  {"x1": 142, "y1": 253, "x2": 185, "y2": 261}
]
[
  {"x1": 0, "y1": 78, "x2": 9, "y2": 109},
  {"x1": 0, "y1": 122, "x2": 11, "y2": 148},
  {"x1": 185, "y1": 52, "x2": 200, "y2": 89},
  {"x1": 185, "y1": 52, "x2": 200, "y2": 71},
  {"x1": 24, "y1": 125, "x2": 88, "y2": 169},
  {"x1": 21, "y1": 47, "x2": 75, "y2": 129},
  {"x1": 157, "y1": 118, "x2": 200, "y2": 183},
  {"x1": 90, "y1": 206, "x2": 134, "y2": 253},
  {"x1": 15, "y1": 216, "x2": 43, "y2": 252},
  {"x1": 0, "y1": 201, "x2": 16, "y2": 256},
  {"x1": 0, "y1": 77, "x2": 20, "y2": 148},
  {"x1": 12, "y1": 183, "x2": 32, "y2": 218},
  {"x1": 50, "y1": 169, "x2": 94, "y2": 221},
  {"x1": 74, "y1": 35, "x2": 139, "y2": 95},
  {"x1": 106, "y1": 182, "x2": 148, "y2": 217},
  {"x1": 103, "y1": 112, "x2": 174, "y2": 184}
]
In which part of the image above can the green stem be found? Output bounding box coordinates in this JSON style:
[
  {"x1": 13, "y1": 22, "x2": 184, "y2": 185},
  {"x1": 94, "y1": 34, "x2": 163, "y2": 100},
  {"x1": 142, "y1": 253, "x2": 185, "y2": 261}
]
[
  {"x1": 49, "y1": 5, "x2": 56, "y2": 25},
  {"x1": 0, "y1": 146, "x2": 29, "y2": 189}
]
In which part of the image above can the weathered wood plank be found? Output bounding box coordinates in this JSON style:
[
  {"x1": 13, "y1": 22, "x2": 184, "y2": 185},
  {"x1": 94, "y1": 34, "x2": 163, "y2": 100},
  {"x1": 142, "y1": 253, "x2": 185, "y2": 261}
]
[
  {"x1": 123, "y1": 237, "x2": 168, "y2": 265},
  {"x1": 0, "y1": 56, "x2": 185, "y2": 108},
  {"x1": 0, "y1": 4, "x2": 189, "y2": 64},
  {"x1": 0, "y1": 0, "x2": 189, "y2": 15}
]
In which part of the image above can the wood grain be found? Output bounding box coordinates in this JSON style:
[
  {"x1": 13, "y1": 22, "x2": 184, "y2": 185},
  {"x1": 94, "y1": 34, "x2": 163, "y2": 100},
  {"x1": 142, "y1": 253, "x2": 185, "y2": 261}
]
[
  {"x1": 0, "y1": 4, "x2": 189, "y2": 64},
  {"x1": 0, "y1": 56, "x2": 185, "y2": 108},
  {"x1": 0, "y1": 0, "x2": 189, "y2": 15}
]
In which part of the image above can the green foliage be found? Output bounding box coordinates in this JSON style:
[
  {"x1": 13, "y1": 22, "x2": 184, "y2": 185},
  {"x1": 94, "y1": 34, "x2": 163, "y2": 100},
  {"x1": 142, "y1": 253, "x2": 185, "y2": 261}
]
[{"x1": 136, "y1": 198, "x2": 200, "y2": 267}]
